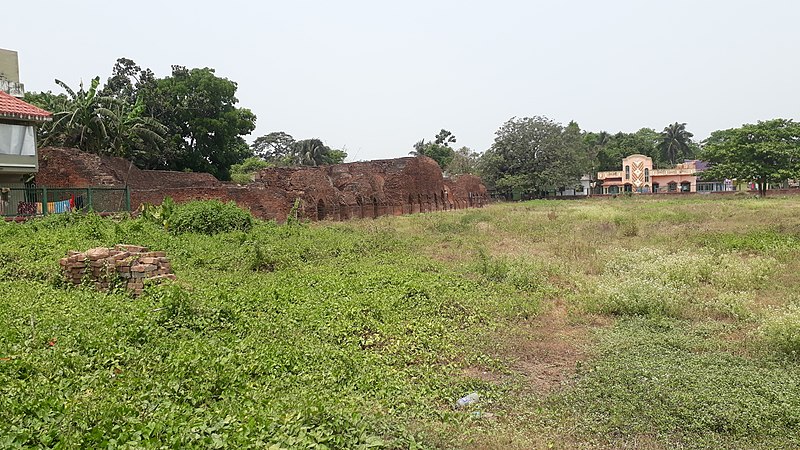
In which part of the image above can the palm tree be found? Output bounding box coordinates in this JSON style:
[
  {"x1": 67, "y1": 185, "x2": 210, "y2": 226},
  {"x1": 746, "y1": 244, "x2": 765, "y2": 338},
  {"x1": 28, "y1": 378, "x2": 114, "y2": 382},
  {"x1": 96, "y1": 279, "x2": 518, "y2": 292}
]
[
  {"x1": 658, "y1": 123, "x2": 694, "y2": 166},
  {"x1": 293, "y1": 139, "x2": 329, "y2": 166}
]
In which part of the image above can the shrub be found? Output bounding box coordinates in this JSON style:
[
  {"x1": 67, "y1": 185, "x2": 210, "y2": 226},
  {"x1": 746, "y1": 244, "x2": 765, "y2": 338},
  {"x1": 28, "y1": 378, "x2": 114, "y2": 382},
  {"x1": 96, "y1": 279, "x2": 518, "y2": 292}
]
[
  {"x1": 588, "y1": 278, "x2": 679, "y2": 317},
  {"x1": 168, "y1": 200, "x2": 253, "y2": 235},
  {"x1": 761, "y1": 306, "x2": 800, "y2": 357}
]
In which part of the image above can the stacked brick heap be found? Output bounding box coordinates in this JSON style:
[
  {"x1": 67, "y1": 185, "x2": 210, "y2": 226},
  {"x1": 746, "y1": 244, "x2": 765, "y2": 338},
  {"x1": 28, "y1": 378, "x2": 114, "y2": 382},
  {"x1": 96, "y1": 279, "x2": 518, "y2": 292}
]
[{"x1": 59, "y1": 244, "x2": 176, "y2": 296}]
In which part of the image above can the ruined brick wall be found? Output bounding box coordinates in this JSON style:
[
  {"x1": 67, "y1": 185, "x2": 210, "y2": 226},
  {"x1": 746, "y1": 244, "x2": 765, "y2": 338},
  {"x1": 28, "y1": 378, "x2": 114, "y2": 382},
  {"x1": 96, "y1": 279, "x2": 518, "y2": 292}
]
[
  {"x1": 38, "y1": 148, "x2": 220, "y2": 190},
  {"x1": 36, "y1": 147, "x2": 488, "y2": 222}
]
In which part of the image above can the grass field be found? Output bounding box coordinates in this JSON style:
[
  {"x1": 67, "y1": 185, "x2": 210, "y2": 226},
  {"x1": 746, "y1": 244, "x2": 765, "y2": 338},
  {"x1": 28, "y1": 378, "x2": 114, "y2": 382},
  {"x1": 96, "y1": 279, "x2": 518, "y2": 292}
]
[{"x1": 2, "y1": 194, "x2": 800, "y2": 449}]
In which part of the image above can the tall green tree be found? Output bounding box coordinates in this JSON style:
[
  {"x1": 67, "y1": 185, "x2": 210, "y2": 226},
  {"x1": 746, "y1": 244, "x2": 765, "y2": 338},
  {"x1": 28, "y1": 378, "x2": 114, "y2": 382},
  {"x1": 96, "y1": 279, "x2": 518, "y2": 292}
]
[
  {"x1": 701, "y1": 119, "x2": 800, "y2": 196},
  {"x1": 101, "y1": 58, "x2": 157, "y2": 105},
  {"x1": 585, "y1": 128, "x2": 662, "y2": 171},
  {"x1": 141, "y1": 66, "x2": 256, "y2": 180},
  {"x1": 294, "y1": 138, "x2": 328, "y2": 166},
  {"x1": 658, "y1": 122, "x2": 695, "y2": 166},
  {"x1": 480, "y1": 116, "x2": 590, "y2": 197},
  {"x1": 252, "y1": 131, "x2": 296, "y2": 164},
  {"x1": 445, "y1": 146, "x2": 480, "y2": 176}
]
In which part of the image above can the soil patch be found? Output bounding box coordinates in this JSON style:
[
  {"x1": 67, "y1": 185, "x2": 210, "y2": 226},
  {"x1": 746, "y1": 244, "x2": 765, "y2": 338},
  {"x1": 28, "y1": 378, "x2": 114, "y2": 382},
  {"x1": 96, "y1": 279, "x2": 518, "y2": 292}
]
[{"x1": 509, "y1": 299, "x2": 610, "y2": 393}]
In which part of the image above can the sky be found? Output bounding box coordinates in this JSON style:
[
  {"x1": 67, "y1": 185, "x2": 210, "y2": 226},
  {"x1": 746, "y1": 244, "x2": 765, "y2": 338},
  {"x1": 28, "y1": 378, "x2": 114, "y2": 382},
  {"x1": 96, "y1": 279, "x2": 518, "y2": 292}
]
[{"x1": 4, "y1": 0, "x2": 799, "y2": 161}]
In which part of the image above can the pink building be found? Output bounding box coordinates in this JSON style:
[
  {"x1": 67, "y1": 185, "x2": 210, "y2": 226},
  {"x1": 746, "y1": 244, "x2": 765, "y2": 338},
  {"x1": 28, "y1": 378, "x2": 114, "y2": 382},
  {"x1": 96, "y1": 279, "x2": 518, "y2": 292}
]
[{"x1": 597, "y1": 154, "x2": 699, "y2": 194}]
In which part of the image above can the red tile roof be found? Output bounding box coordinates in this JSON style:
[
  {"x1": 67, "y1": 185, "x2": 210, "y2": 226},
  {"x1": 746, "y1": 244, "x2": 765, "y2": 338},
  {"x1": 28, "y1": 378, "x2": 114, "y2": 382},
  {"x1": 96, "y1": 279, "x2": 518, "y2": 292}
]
[{"x1": 0, "y1": 91, "x2": 52, "y2": 122}]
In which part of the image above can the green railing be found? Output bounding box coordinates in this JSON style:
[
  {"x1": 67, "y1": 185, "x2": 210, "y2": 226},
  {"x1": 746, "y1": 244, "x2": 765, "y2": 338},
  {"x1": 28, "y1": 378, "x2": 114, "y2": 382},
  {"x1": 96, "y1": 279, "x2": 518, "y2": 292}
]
[{"x1": 0, "y1": 187, "x2": 131, "y2": 217}]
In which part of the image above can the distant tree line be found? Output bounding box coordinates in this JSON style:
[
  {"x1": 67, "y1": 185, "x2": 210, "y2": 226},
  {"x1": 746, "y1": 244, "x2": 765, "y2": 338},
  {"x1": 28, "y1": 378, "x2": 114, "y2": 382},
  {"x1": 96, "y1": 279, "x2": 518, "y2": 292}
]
[{"x1": 431, "y1": 117, "x2": 799, "y2": 198}]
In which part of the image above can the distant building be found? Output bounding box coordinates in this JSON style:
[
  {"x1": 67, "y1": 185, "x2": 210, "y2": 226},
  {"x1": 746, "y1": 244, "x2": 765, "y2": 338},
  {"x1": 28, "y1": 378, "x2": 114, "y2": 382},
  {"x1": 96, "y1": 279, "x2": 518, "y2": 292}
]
[
  {"x1": 0, "y1": 49, "x2": 24, "y2": 97},
  {"x1": 597, "y1": 154, "x2": 701, "y2": 194},
  {"x1": 554, "y1": 175, "x2": 592, "y2": 197}
]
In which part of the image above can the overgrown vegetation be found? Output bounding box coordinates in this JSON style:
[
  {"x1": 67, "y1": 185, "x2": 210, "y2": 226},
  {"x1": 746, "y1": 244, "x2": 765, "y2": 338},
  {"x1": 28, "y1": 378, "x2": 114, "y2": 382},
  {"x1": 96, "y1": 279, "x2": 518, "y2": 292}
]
[
  {"x1": 2, "y1": 195, "x2": 800, "y2": 448},
  {"x1": 167, "y1": 200, "x2": 253, "y2": 235}
]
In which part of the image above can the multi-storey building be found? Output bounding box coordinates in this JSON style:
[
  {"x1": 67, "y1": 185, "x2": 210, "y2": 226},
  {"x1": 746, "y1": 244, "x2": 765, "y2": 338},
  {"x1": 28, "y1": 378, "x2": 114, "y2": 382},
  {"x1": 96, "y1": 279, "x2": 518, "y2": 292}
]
[{"x1": 597, "y1": 154, "x2": 700, "y2": 194}]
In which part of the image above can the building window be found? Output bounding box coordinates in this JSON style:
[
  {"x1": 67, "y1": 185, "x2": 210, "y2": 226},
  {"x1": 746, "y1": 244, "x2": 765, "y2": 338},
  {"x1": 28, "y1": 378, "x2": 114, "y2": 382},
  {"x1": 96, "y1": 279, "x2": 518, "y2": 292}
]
[
  {"x1": 644, "y1": 168, "x2": 649, "y2": 183},
  {"x1": 652, "y1": 183, "x2": 659, "y2": 193},
  {"x1": 625, "y1": 165, "x2": 630, "y2": 180},
  {"x1": 0, "y1": 124, "x2": 37, "y2": 156},
  {"x1": 668, "y1": 182, "x2": 677, "y2": 192}
]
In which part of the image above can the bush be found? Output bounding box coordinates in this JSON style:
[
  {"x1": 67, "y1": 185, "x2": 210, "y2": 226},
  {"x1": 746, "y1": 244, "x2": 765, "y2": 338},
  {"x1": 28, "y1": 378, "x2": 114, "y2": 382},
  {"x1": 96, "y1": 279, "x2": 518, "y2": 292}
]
[
  {"x1": 168, "y1": 200, "x2": 253, "y2": 235},
  {"x1": 761, "y1": 306, "x2": 800, "y2": 357}
]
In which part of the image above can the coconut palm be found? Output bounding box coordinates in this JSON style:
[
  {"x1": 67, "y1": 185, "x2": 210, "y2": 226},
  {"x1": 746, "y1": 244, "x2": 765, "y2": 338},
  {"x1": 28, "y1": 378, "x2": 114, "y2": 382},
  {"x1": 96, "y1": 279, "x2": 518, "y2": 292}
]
[
  {"x1": 658, "y1": 122, "x2": 694, "y2": 166},
  {"x1": 293, "y1": 139, "x2": 329, "y2": 166}
]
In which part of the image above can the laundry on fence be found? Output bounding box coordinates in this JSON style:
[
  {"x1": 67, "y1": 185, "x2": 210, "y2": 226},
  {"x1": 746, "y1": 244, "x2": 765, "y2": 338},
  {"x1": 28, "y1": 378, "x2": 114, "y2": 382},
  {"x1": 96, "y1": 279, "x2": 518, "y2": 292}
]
[{"x1": 17, "y1": 197, "x2": 80, "y2": 215}]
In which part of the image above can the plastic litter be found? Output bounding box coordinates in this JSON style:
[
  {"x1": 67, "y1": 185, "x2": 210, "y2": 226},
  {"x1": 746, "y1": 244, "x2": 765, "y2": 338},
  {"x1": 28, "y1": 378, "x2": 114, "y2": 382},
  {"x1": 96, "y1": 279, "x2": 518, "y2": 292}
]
[{"x1": 455, "y1": 392, "x2": 480, "y2": 408}]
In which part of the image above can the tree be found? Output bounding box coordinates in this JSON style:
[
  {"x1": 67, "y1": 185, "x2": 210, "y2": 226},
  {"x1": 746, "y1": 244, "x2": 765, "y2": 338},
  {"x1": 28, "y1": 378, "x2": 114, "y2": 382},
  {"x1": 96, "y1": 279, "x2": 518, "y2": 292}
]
[
  {"x1": 26, "y1": 77, "x2": 167, "y2": 161},
  {"x1": 26, "y1": 59, "x2": 254, "y2": 180},
  {"x1": 141, "y1": 66, "x2": 256, "y2": 180},
  {"x1": 481, "y1": 116, "x2": 590, "y2": 197},
  {"x1": 292, "y1": 138, "x2": 347, "y2": 166},
  {"x1": 446, "y1": 146, "x2": 480, "y2": 176},
  {"x1": 412, "y1": 143, "x2": 455, "y2": 169},
  {"x1": 434, "y1": 129, "x2": 457, "y2": 147},
  {"x1": 592, "y1": 128, "x2": 662, "y2": 170},
  {"x1": 101, "y1": 58, "x2": 156, "y2": 105},
  {"x1": 410, "y1": 129, "x2": 457, "y2": 169},
  {"x1": 106, "y1": 97, "x2": 168, "y2": 163},
  {"x1": 252, "y1": 131, "x2": 296, "y2": 164},
  {"x1": 658, "y1": 122, "x2": 695, "y2": 166},
  {"x1": 40, "y1": 77, "x2": 115, "y2": 152},
  {"x1": 701, "y1": 119, "x2": 800, "y2": 197}
]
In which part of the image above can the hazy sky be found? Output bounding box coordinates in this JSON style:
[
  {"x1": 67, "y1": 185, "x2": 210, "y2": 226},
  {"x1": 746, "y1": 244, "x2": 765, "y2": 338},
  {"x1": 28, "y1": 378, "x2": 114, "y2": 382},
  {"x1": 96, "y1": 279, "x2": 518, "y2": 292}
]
[{"x1": 5, "y1": 0, "x2": 798, "y2": 161}]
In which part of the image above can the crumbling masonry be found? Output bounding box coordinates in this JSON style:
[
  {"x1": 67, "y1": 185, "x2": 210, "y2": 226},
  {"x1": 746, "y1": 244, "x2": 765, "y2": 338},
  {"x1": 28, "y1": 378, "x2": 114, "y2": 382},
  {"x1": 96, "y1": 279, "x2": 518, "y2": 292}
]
[{"x1": 37, "y1": 147, "x2": 488, "y2": 222}]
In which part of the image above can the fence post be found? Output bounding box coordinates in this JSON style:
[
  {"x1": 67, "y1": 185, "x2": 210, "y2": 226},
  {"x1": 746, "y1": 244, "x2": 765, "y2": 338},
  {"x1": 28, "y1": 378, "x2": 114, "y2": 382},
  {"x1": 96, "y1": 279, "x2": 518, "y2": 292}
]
[
  {"x1": 87, "y1": 188, "x2": 94, "y2": 212},
  {"x1": 42, "y1": 187, "x2": 48, "y2": 215},
  {"x1": 125, "y1": 186, "x2": 131, "y2": 212}
]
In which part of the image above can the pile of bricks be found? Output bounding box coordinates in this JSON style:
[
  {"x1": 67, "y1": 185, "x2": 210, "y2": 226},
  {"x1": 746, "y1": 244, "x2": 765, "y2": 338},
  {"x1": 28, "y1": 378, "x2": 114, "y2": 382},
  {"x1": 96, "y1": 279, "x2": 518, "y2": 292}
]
[{"x1": 59, "y1": 244, "x2": 176, "y2": 296}]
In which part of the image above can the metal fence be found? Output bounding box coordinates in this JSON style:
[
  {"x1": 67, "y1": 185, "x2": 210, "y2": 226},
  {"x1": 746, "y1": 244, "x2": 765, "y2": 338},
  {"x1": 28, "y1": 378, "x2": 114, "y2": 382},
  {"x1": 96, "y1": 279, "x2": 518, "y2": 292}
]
[{"x1": 0, "y1": 187, "x2": 131, "y2": 217}]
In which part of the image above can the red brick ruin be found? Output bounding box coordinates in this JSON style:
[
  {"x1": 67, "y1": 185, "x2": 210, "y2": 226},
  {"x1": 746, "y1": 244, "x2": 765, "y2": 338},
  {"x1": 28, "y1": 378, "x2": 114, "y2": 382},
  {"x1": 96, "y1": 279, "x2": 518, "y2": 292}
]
[{"x1": 37, "y1": 147, "x2": 488, "y2": 222}]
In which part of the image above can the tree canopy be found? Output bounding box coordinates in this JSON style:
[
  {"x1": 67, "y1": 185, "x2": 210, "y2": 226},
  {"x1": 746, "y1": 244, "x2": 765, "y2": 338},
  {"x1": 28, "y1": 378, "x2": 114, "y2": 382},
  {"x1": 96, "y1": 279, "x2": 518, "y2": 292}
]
[
  {"x1": 140, "y1": 66, "x2": 256, "y2": 180},
  {"x1": 250, "y1": 132, "x2": 347, "y2": 167},
  {"x1": 410, "y1": 129, "x2": 457, "y2": 169},
  {"x1": 701, "y1": 119, "x2": 800, "y2": 196},
  {"x1": 446, "y1": 146, "x2": 481, "y2": 176},
  {"x1": 480, "y1": 116, "x2": 591, "y2": 196}
]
